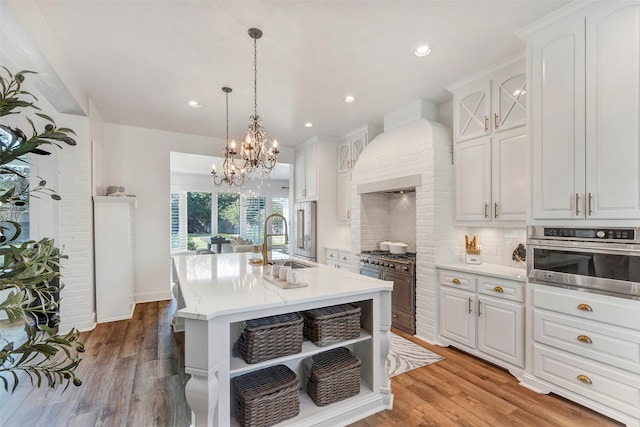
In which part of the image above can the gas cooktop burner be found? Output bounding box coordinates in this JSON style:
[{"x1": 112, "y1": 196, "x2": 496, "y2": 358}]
[{"x1": 360, "y1": 250, "x2": 416, "y2": 261}]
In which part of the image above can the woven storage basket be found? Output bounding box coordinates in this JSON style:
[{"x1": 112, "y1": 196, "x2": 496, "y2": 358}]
[
  {"x1": 303, "y1": 347, "x2": 361, "y2": 406},
  {"x1": 302, "y1": 304, "x2": 361, "y2": 346},
  {"x1": 238, "y1": 312, "x2": 303, "y2": 364},
  {"x1": 233, "y1": 364, "x2": 300, "y2": 427}
]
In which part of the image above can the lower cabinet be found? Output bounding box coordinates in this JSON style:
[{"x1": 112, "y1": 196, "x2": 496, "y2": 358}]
[
  {"x1": 438, "y1": 268, "x2": 525, "y2": 373},
  {"x1": 527, "y1": 284, "x2": 640, "y2": 426},
  {"x1": 325, "y1": 248, "x2": 359, "y2": 273}
]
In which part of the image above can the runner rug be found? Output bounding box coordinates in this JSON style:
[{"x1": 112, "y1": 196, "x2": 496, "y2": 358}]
[{"x1": 386, "y1": 333, "x2": 444, "y2": 377}]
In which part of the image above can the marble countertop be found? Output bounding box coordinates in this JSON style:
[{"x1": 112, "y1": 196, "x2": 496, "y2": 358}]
[
  {"x1": 436, "y1": 262, "x2": 527, "y2": 282},
  {"x1": 172, "y1": 252, "x2": 393, "y2": 320}
]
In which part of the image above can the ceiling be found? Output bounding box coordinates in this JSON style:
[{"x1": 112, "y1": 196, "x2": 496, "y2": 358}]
[
  {"x1": 3, "y1": 1, "x2": 569, "y2": 148},
  {"x1": 171, "y1": 152, "x2": 291, "y2": 180}
]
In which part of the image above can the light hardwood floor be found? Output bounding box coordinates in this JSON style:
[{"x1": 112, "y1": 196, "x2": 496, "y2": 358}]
[{"x1": 0, "y1": 301, "x2": 623, "y2": 426}]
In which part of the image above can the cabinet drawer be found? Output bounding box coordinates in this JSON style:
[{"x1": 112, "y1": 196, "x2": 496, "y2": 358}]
[
  {"x1": 534, "y1": 344, "x2": 640, "y2": 418},
  {"x1": 438, "y1": 270, "x2": 476, "y2": 292},
  {"x1": 338, "y1": 251, "x2": 357, "y2": 266},
  {"x1": 326, "y1": 250, "x2": 339, "y2": 263},
  {"x1": 534, "y1": 309, "x2": 640, "y2": 374},
  {"x1": 477, "y1": 277, "x2": 523, "y2": 302},
  {"x1": 533, "y1": 286, "x2": 640, "y2": 331}
]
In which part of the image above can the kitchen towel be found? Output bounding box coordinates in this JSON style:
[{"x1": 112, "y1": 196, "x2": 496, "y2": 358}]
[{"x1": 386, "y1": 333, "x2": 444, "y2": 377}]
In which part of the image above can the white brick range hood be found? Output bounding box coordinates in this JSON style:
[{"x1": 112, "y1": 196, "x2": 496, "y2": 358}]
[{"x1": 350, "y1": 101, "x2": 458, "y2": 342}]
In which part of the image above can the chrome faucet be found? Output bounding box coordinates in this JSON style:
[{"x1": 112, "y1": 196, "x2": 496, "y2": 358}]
[{"x1": 262, "y1": 213, "x2": 289, "y2": 265}]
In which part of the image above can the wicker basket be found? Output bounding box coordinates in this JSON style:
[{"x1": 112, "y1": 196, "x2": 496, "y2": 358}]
[
  {"x1": 302, "y1": 304, "x2": 361, "y2": 346},
  {"x1": 233, "y1": 364, "x2": 300, "y2": 427},
  {"x1": 238, "y1": 313, "x2": 304, "y2": 364},
  {"x1": 303, "y1": 347, "x2": 361, "y2": 406}
]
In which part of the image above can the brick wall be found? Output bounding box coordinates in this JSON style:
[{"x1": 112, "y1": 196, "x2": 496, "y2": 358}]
[{"x1": 351, "y1": 119, "x2": 456, "y2": 343}]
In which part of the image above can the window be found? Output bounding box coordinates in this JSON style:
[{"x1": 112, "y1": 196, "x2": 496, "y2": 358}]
[
  {"x1": 0, "y1": 128, "x2": 30, "y2": 242},
  {"x1": 217, "y1": 193, "x2": 239, "y2": 239},
  {"x1": 170, "y1": 193, "x2": 187, "y2": 252},
  {"x1": 186, "y1": 192, "x2": 212, "y2": 250},
  {"x1": 270, "y1": 197, "x2": 289, "y2": 246},
  {"x1": 242, "y1": 196, "x2": 266, "y2": 245}
]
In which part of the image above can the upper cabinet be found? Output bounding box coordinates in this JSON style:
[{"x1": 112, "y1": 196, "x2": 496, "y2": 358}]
[
  {"x1": 337, "y1": 125, "x2": 382, "y2": 173},
  {"x1": 521, "y1": 1, "x2": 640, "y2": 220},
  {"x1": 295, "y1": 142, "x2": 317, "y2": 201},
  {"x1": 452, "y1": 60, "x2": 527, "y2": 143},
  {"x1": 449, "y1": 58, "x2": 527, "y2": 223}
]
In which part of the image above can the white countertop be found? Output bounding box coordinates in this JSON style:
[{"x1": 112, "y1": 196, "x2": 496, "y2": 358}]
[
  {"x1": 436, "y1": 262, "x2": 527, "y2": 282},
  {"x1": 173, "y1": 252, "x2": 393, "y2": 320}
]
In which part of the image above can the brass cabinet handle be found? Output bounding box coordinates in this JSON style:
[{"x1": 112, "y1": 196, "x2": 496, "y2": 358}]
[
  {"x1": 575, "y1": 193, "x2": 580, "y2": 216},
  {"x1": 588, "y1": 192, "x2": 593, "y2": 216},
  {"x1": 484, "y1": 203, "x2": 489, "y2": 218},
  {"x1": 577, "y1": 375, "x2": 592, "y2": 385},
  {"x1": 452, "y1": 278, "x2": 461, "y2": 284},
  {"x1": 494, "y1": 202, "x2": 498, "y2": 219},
  {"x1": 577, "y1": 303, "x2": 593, "y2": 312},
  {"x1": 477, "y1": 300, "x2": 481, "y2": 317},
  {"x1": 329, "y1": 253, "x2": 334, "y2": 258},
  {"x1": 342, "y1": 256, "x2": 348, "y2": 261},
  {"x1": 393, "y1": 314, "x2": 398, "y2": 319},
  {"x1": 577, "y1": 335, "x2": 593, "y2": 344},
  {"x1": 468, "y1": 297, "x2": 472, "y2": 314},
  {"x1": 484, "y1": 116, "x2": 488, "y2": 131},
  {"x1": 494, "y1": 112, "x2": 499, "y2": 129},
  {"x1": 347, "y1": 209, "x2": 350, "y2": 219},
  {"x1": 494, "y1": 286, "x2": 504, "y2": 293}
]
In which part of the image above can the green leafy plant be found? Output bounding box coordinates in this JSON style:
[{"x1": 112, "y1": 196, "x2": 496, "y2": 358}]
[{"x1": 0, "y1": 67, "x2": 83, "y2": 393}]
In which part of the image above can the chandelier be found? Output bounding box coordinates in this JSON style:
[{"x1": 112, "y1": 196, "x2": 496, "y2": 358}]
[
  {"x1": 241, "y1": 28, "x2": 279, "y2": 177},
  {"x1": 212, "y1": 87, "x2": 246, "y2": 188}
]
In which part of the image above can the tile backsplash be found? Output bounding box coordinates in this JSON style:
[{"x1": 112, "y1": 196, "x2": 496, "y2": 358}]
[{"x1": 453, "y1": 227, "x2": 527, "y2": 269}]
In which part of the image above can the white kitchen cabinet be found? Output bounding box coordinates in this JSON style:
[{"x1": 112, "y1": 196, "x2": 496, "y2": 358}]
[
  {"x1": 455, "y1": 137, "x2": 492, "y2": 221},
  {"x1": 294, "y1": 142, "x2": 317, "y2": 201},
  {"x1": 438, "y1": 267, "x2": 525, "y2": 372},
  {"x1": 450, "y1": 58, "x2": 526, "y2": 143},
  {"x1": 337, "y1": 171, "x2": 351, "y2": 222},
  {"x1": 450, "y1": 58, "x2": 527, "y2": 223},
  {"x1": 94, "y1": 196, "x2": 136, "y2": 323},
  {"x1": 524, "y1": 1, "x2": 640, "y2": 220},
  {"x1": 337, "y1": 124, "x2": 381, "y2": 173},
  {"x1": 325, "y1": 247, "x2": 359, "y2": 273},
  {"x1": 526, "y1": 284, "x2": 640, "y2": 426},
  {"x1": 455, "y1": 127, "x2": 526, "y2": 223}
]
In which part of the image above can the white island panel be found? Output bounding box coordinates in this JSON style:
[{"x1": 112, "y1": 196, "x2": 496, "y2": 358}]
[{"x1": 173, "y1": 252, "x2": 394, "y2": 427}]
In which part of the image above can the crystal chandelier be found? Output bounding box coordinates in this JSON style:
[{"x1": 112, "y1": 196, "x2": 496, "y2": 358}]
[
  {"x1": 212, "y1": 87, "x2": 246, "y2": 188},
  {"x1": 241, "y1": 28, "x2": 279, "y2": 177}
]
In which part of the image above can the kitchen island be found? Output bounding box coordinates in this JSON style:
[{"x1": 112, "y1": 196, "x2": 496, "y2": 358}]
[{"x1": 172, "y1": 252, "x2": 394, "y2": 426}]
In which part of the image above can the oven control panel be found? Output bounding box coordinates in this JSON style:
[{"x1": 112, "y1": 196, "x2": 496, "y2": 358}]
[{"x1": 543, "y1": 227, "x2": 635, "y2": 240}]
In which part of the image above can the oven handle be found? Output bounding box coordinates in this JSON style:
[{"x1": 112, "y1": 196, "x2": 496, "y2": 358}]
[{"x1": 527, "y1": 241, "x2": 640, "y2": 256}]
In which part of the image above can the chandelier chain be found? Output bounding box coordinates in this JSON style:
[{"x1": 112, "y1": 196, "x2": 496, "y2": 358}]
[{"x1": 253, "y1": 37, "x2": 258, "y2": 116}]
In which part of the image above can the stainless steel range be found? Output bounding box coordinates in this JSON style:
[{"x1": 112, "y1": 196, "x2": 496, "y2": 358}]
[{"x1": 359, "y1": 251, "x2": 416, "y2": 334}]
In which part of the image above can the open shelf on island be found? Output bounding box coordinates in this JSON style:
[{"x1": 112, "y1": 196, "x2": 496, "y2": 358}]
[{"x1": 229, "y1": 328, "x2": 372, "y2": 376}]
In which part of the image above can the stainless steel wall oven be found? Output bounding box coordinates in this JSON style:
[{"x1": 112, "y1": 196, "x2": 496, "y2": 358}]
[{"x1": 527, "y1": 226, "x2": 640, "y2": 299}]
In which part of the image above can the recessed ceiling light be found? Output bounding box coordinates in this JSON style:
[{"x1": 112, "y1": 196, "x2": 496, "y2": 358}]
[
  {"x1": 344, "y1": 95, "x2": 355, "y2": 103},
  {"x1": 414, "y1": 45, "x2": 432, "y2": 57},
  {"x1": 187, "y1": 100, "x2": 202, "y2": 108},
  {"x1": 304, "y1": 122, "x2": 314, "y2": 128}
]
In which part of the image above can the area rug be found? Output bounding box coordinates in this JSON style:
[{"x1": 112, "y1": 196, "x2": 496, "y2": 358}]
[{"x1": 386, "y1": 333, "x2": 444, "y2": 377}]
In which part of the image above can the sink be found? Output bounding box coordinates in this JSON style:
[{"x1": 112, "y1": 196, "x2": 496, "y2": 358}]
[{"x1": 269, "y1": 260, "x2": 312, "y2": 269}]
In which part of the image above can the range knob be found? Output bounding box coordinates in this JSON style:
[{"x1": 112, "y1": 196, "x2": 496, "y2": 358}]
[
  {"x1": 389, "y1": 263, "x2": 395, "y2": 269},
  {"x1": 384, "y1": 263, "x2": 389, "y2": 267},
  {"x1": 596, "y1": 230, "x2": 606, "y2": 238},
  {"x1": 402, "y1": 266, "x2": 409, "y2": 271},
  {"x1": 376, "y1": 261, "x2": 381, "y2": 265}
]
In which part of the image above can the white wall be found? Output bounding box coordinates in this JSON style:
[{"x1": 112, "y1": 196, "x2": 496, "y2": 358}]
[
  {"x1": 99, "y1": 123, "x2": 294, "y2": 302},
  {"x1": 351, "y1": 117, "x2": 457, "y2": 343}
]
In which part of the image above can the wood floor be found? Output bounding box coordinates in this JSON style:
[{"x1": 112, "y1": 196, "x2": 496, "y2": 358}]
[{"x1": 0, "y1": 301, "x2": 623, "y2": 427}]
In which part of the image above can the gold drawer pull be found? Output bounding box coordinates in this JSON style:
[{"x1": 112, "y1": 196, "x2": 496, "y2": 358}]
[
  {"x1": 577, "y1": 375, "x2": 592, "y2": 385},
  {"x1": 452, "y1": 278, "x2": 461, "y2": 284},
  {"x1": 577, "y1": 303, "x2": 593, "y2": 312},
  {"x1": 494, "y1": 286, "x2": 504, "y2": 293},
  {"x1": 577, "y1": 335, "x2": 592, "y2": 344}
]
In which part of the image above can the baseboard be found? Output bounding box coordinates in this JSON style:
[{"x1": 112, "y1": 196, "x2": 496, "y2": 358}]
[{"x1": 134, "y1": 290, "x2": 173, "y2": 303}]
